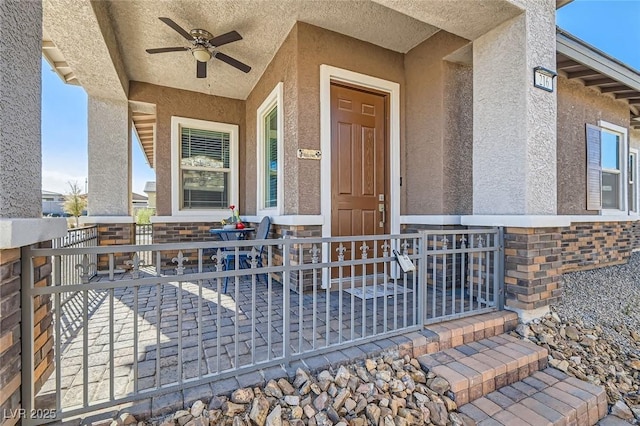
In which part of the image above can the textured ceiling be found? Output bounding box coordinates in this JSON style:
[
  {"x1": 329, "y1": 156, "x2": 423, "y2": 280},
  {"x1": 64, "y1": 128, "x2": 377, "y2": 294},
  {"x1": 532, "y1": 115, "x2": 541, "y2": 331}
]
[{"x1": 104, "y1": 0, "x2": 440, "y2": 99}]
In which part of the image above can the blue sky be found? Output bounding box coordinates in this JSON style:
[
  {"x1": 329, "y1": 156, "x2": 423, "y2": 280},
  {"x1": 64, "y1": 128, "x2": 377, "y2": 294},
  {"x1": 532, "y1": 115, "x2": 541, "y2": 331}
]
[
  {"x1": 41, "y1": 60, "x2": 156, "y2": 195},
  {"x1": 41, "y1": 0, "x2": 640, "y2": 195}
]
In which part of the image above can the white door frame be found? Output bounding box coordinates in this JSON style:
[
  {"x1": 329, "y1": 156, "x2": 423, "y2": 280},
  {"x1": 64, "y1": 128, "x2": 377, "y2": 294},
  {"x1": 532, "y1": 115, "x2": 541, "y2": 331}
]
[{"x1": 319, "y1": 64, "x2": 401, "y2": 238}]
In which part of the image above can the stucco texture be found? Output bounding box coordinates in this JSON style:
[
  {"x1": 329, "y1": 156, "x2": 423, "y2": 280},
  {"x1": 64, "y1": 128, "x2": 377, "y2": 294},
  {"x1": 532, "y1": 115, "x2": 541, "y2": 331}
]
[
  {"x1": 88, "y1": 97, "x2": 131, "y2": 216},
  {"x1": 557, "y1": 76, "x2": 632, "y2": 215},
  {"x1": 0, "y1": 0, "x2": 42, "y2": 218},
  {"x1": 404, "y1": 31, "x2": 471, "y2": 215},
  {"x1": 128, "y1": 82, "x2": 245, "y2": 216},
  {"x1": 244, "y1": 24, "x2": 298, "y2": 215},
  {"x1": 134, "y1": 23, "x2": 480, "y2": 217},
  {"x1": 473, "y1": 1, "x2": 557, "y2": 215},
  {"x1": 295, "y1": 22, "x2": 406, "y2": 215}
]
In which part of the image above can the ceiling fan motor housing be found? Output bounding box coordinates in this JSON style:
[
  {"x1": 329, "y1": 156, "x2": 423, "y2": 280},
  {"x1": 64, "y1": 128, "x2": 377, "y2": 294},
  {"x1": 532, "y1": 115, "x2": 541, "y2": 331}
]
[{"x1": 190, "y1": 29, "x2": 214, "y2": 42}]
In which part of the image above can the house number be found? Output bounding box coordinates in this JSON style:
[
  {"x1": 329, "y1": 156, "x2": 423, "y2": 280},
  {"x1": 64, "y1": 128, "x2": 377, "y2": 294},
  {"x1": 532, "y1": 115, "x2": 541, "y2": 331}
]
[{"x1": 533, "y1": 66, "x2": 557, "y2": 92}]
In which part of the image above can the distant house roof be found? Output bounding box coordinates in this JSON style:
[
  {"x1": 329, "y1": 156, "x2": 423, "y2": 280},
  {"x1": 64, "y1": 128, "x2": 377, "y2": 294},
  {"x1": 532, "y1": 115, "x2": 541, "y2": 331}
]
[
  {"x1": 143, "y1": 181, "x2": 156, "y2": 193},
  {"x1": 42, "y1": 190, "x2": 64, "y2": 197},
  {"x1": 132, "y1": 192, "x2": 148, "y2": 201}
]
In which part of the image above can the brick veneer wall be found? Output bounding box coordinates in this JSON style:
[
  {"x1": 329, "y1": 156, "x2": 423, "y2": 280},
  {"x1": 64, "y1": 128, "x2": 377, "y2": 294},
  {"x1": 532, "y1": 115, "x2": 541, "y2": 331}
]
[
  {"x1": 32, "y1": 245, "x2": 54, "y2": 395},
  {"x1": 0, "y1": 244, "x2": 54, "y2": 426},
  {"x1": 1, "y1": 249, "x2": 22, "y2": 426},
  {"x1": 561, "y1": 221, "x2": 635, "y2": 273},
  {"x1": 97, "y1": 223, "x2": 135, "y2": 270},
  {"x1": 503, "y1": 227, "x2": 563, "y2": 311}
]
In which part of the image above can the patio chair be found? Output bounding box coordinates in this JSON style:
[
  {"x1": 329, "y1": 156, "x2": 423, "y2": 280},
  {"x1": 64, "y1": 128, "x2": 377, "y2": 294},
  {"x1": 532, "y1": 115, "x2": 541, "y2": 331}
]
[{"x1": 224, "y1": 216, "x2": 271, "y2": 293}]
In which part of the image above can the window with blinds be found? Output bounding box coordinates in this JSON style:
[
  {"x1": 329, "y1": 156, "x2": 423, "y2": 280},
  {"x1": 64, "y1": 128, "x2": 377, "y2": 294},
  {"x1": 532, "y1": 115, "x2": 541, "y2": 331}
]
[
  {"x1": 586, "y1": 121, "x2": 630, "y2": 213},
  {"x1": 180, "y1": 127, "x2": 230, "y2": 209},
  {"x1": 264, "y1": 106, "x2": 278, "y2": 208}
]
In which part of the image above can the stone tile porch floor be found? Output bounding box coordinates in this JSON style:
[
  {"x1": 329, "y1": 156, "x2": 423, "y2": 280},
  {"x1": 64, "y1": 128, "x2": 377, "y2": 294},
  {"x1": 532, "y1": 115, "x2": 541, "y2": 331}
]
[{"x1": 36, "y1": 266, "x2": 482, "y2": 412}]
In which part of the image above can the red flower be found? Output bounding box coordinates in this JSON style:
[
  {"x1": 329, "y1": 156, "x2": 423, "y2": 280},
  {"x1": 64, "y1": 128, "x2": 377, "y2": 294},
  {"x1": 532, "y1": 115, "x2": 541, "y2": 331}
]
[{"x1": 229, "y1": 205, "x2": 235, "y2": 210}]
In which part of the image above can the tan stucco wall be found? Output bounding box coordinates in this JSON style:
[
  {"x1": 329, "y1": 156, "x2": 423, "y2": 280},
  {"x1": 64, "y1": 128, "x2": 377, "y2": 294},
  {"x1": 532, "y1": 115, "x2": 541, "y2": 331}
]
[
  {"x1": 443, "y1": 62, "x2": 473, "y2": 214},
  {"x1": 295, "y1": 22, "x2": 406, "y2": 215},
  {"x1": 557, "y1": 76, "x2": 632, "y2": 215},
  {"x1": 404, "y1": 31, "x2": 470, "y2": 215},
  {"x1": 245, "y1": 24, "x2": 298, "y2": 215},
  {"x1": 130, "y1": 23, "x2": 476, "y2": 218},
  {"x1": 129, "y1": 82, "x2": 245, "y2": 216}
]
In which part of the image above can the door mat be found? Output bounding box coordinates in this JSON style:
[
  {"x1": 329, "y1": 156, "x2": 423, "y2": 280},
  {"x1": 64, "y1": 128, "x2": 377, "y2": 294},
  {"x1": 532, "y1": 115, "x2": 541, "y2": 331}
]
[{"x1": 343, "y1": 283, "x2": 412, "y2": 300}]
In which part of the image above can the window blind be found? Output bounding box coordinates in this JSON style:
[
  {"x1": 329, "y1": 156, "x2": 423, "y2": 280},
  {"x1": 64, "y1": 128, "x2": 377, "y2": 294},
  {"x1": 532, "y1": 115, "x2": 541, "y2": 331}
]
[
  {"x1": 586, "y1": 123, "x2": 602, "y2": 211},
  {"x1": 181, "y1": 127, "x2": 230, "y2": 168}
]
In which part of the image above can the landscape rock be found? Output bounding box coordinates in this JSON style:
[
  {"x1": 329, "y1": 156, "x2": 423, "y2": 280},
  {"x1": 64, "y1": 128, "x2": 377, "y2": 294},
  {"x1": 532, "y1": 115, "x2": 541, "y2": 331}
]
[
  {"x1": 190, "y1": 400, "x2": 205, "y2": 418},
  {"x1": 231, "y1": 388, "x2": 255, "y2": 404},
  {"x1": 611, "y1": 400, "x2": 634, "y2": 420},
  {"x1": 266, "y1": 405, "x2": 282, "y2": 426},
  {"x1": 250, "y1": 396, "x2": 270, "y2": 426},
  {"x1": 428, "y1": 377, "x2": 450, "y2": 395}
]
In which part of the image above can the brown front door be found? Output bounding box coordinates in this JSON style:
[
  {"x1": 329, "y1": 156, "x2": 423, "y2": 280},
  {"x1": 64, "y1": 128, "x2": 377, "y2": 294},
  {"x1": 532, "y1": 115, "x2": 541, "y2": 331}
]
[{"x1": 331, "y1": 82, "x2": 388, "y2": 241}]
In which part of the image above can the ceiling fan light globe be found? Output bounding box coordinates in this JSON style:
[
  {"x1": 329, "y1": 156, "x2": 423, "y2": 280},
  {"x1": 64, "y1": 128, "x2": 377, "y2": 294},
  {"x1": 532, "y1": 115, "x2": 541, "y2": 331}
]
[{"x1": 192, "y1": 47, "x2": 211, "y2": 62}]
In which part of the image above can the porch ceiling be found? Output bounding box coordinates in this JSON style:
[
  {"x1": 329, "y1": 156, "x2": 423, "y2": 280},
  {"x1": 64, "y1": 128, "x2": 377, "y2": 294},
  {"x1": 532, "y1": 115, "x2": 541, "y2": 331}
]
[
  {"x1": 556, "y1": 28, "x2": 640, "y2": 129},
  {"x1": 103, "y1": 0, "x2": 440, "y2": 100}
]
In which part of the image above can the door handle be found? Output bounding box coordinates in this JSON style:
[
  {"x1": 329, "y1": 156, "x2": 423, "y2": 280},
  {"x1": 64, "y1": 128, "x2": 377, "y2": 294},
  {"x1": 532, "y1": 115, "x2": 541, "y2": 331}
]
[{"x1": 379, "y1": 203, "x2": 385, "y2": 227}]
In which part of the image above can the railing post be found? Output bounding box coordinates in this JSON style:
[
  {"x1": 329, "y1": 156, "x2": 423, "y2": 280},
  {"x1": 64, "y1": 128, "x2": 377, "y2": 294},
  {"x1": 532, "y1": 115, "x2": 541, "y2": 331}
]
[
  {"x1": 497, "y1": 227, "x2": 505, "y2": 310},
  {"x1": 418, "y1": 231, "x2": 428, "y2": 326},
  {"x1": 282, "y1": 235, "x2": 291, "y2": 364},
  {"x1": 21, "y1": 246, "x2": 34, "y2": 425}
]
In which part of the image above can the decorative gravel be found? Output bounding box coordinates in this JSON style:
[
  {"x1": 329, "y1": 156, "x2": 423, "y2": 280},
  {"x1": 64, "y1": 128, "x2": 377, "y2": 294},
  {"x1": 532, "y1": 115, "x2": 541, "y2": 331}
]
[{"x1": 555, "y1": 252, "x2": 640, "y2": 356}]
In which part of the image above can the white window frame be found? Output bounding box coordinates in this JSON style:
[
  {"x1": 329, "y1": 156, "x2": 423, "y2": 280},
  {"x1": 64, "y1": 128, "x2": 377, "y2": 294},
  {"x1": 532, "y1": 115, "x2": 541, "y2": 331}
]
[
  {"x1": 598, "y1": 120, "x2": 628, "y2": 215},
  {"x1": 256, "y1": 82, "x2": 284, "y2": 216},
  {"x1": 170, "y1": 116, "x2": 239, "y2": 219},
  {"x1": 630, "y1": 148, "x2": 639, "y2": 215}
]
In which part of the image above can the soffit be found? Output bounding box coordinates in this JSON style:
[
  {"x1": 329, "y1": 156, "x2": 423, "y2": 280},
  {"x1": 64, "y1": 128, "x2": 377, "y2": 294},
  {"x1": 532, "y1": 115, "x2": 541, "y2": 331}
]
[
  {"x1": 556, "y1": 28, "x2": 640, "y2": 129},
  {"x1": 43, "y1": 0, "x2": 129, "y2": 101},
  {"x1": 103, "y1": 0, "x2": 440, "y2": 100},
  {"x1": 371, "y1": 0, "x2": 523, "y2": 41}
]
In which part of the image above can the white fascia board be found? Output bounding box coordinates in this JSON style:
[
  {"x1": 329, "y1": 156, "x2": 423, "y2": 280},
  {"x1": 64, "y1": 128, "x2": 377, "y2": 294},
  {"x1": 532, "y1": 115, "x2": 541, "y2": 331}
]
[
  {"x1": 557, "y1": 32, "x2": 640, "y2": 91},
  {"x1": 0, "y1": 218, "x2": 68, "y2": 249},
  {"x1": 80, "y1": 216, "x2": 135, "y2": 224},
  {"x1": 461, "y1": 215, "x2": 573, "y2": 228},
  {"x1": 400, "y1": 215, "x2": 462, "y2": 225}
]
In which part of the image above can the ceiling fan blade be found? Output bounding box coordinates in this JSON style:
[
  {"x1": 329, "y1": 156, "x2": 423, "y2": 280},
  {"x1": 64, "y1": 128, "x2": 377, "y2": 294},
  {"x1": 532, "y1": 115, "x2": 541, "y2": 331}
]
[
  {"x1": 146, "y1": 47, "x2": 189, "y2": 54},
  {"x1": 197, "y1": 61, "x2": 207, "y2": 78},
  {"x1": 215, "y1": 52, "x2": 251, "y2": 73},
  {"x1": 159, "y1": 17, "x2": 193, "y2": 40},
  {"x1": 208, "y1": 30, "x2": 242, "y2": 47}
]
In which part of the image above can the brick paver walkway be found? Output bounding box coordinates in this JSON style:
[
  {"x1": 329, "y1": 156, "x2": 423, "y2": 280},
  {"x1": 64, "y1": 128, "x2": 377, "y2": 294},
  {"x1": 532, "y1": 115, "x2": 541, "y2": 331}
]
[{"x1": 37, "y1": 267, "x2": 433, "y2": 411}]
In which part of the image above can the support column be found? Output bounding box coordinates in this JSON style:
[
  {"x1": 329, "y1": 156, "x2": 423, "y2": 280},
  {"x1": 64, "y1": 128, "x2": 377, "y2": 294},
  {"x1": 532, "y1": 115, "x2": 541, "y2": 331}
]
[
  {"x1": 87, "y1": 96, "x2": 132, "y2": 216},
  {"x1": 473, "y1": 2, "x2": 557, "y2": 215},
  {"x1": 504, "y1": 227, "x2": 563, "y2": 322},
  {"x1": 0, "y1": 1, "x2": 42, "y2": 219},
  {"x1": 471, "y1": 2, "x2": 559, "y2": 321},
  {"x1": 1, "y1": 2, "x2": 65, "y2": 424}
]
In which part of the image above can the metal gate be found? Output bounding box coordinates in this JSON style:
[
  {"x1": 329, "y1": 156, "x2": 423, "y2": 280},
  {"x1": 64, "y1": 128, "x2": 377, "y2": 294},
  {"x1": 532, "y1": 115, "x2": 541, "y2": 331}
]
[{"x1": 20, "y1": 229, "x2": 503, "y2": 424}]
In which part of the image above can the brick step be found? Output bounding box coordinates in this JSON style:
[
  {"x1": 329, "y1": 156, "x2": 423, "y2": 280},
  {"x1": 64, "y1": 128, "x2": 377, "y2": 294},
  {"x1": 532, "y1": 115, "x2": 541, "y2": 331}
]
[
  {"x1": 417, "y1": 311, "x2": 519, "y2": 356},
  {"x1": 418, "y1": 333, "x2": 548, "y2": 406},
  {"x1": 458, "y1": 368, "x2": 607, "y2": 426}
]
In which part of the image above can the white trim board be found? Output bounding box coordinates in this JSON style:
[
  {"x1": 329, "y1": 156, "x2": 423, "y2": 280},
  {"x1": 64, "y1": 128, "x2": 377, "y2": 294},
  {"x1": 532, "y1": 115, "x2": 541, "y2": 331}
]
[
  {"x1": 400, "y1": 215, "x2": 462, "y2": 225},
  {"x1": 319, "y1": 64, "x2": 401, "y2": 239},
  {"x1": 0, "y1": 218, "x2": 68, "y2": 249},
  {"x1": 400, "y1": 214, "x2": 639, "y2": 228},
  {"x1": 80, "y1": 216, "x2": 135, "y2": 224},
  {"x1": 256, "y1": 82, "x2": 284, "y2": 217},
  {"x1": 170, "y1": 116, "x2": 239, "y2": 217}
]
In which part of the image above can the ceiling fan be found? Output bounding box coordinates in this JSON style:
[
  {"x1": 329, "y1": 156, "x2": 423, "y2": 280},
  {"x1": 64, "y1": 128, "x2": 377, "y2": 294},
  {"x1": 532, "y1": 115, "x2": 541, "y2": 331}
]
[{"x1": 146, "y1": 17, "x2": 251, "y2": 78}]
